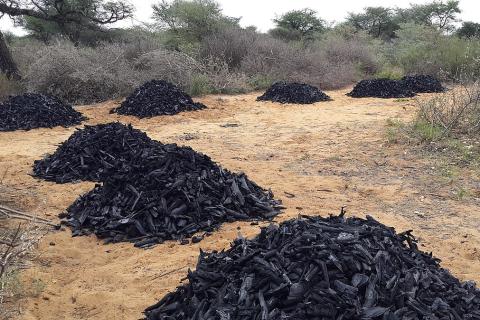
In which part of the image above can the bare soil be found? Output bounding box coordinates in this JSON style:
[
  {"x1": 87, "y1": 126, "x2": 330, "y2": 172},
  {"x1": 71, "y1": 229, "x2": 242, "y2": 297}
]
[{"x1": 0, "y1": 89, "x2": 479, "y2": 319}]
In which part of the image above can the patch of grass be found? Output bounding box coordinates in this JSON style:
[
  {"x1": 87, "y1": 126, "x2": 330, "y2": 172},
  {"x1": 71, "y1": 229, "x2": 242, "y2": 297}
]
[
  {"x1": 446, "y1": 139, "x2": 478, "y2": 163},
  {"x1": 385, "y1": 118, "x2": 406, "y2": 144},
  {"x1": 438, "y1": 163, "x2": 459, "y2": 179},
  {"x1": 29, "y1": 278, "x2": 46, "y2": 297},
  {"x1": 248, "y1": 75, "x2": 273, "y2": 91},
  {"x1": 1, "y1": 271, "x2": 24, "y2": 298},
  {"x1": 454, "y1": 187, "x2": 470, "y2": 200},
  {"x1": 188, "y1": 74, "x2": 213, "y2": 96},
  {"x1": 411, "y1": 120, "x2": 443, "y2": 142},
  {"x1": 375, "y1": 65, "x2": 404, "y2": 80}
]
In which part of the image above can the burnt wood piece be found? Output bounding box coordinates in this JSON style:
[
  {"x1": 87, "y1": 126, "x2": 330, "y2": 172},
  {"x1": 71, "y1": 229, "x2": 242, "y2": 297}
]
[
  {"x1": 144, "y1": 214, "x2": 480, "y2": 320},
  {"x1": 0, "y1": 93, "x2": 85, "y2": 131},
  {"x1": 401, "y1": 75, "x2": 445, "y2": 93},
  {"x1": 111, "y1": 80, "x2": 206, "y2": 118},
  {"x1": 33, "y1": 122, "x2": 155, "y2": 183},
  {"x1": 257, "y1": 82, "x2": 331, "y2": 104},
  {"x1": 347, "y1": 79, "x2": 415, "y2": 98},
  {"x1": 62, "y1": 142, "x2": 282, "y2": 246}
]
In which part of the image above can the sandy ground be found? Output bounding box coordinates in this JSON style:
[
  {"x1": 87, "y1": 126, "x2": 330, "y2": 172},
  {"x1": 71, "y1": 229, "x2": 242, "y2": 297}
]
[{"x1": 0, "y1": 89, "x2": 479, "y2": 319}]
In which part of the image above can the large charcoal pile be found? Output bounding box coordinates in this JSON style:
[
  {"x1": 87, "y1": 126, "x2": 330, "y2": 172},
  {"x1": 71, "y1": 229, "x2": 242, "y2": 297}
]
[
  {"x1": 0, "y1": 93, "x2": 85, "y2": 131},
  {"x1": 347, "y1": 79, "x2": 415, "y2": 98},
  {"x1": 145, "y1": 214, "x2": 480, "y2": 319},
  {"x1": 111, "y1": 80, "x2": 206, "y2": 118},
  {"x1": 33, "y1": 122, "x2": 155, "y2": 183},
  {"x1": 402, "y1": 75, "x2": 445, "y2": 93},
  {"x1": 257, "y1": 82, "x2": 331, "y2": 104},
  {"x1": 62, "y1": 142, "x2": 281, "y2": 247}
]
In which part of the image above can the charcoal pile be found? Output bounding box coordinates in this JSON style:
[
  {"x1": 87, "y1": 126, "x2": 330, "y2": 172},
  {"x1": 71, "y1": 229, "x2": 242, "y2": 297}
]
[
  {"x1": 402, "y1": 75, "x2": 445, "y2": 93},
  {"x1": 0, "y1": 93, "x2": 85, "y2": 131},
  {"x1": 62, "y1": 142, "x2": 281, "y2": 247},
  {"x1": 347, "y1": 79, "x2": 415, "y2": 98},
  {"x1": 33, "y1": 122, "x2": 155, "y2": 183},
  {"x1": 257, "y1": 82, "x2": 331, "y2": 104},
  {"x1": 145, "y1": 213, "x2": 480, "y2": 320},
  {"x1": 111, "y1": 80, "x2": 206, "y2": 118}
]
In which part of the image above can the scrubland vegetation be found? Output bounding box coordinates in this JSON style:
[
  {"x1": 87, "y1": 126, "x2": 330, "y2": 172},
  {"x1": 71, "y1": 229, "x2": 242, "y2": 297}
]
[
  {"x1": 1, "y1": 0, "x2": 479, "y2": 168},
  {"x1": 0, "y1": 0, "x2": 479, "y2": 105}
]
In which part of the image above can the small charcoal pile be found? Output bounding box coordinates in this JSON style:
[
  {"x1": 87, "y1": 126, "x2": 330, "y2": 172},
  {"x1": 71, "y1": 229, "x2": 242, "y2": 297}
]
[
  {"x1": 111, "y1": 80, "x2": 206, "y2": 118},
  {"x1": 62, "y1": 142, "x2": 281, "y2": 247},
  {"x1": 347, "y1": 79, "x2": 415, "y2": 98},
  {"x1": 0, "y1": 93, "x2": 85, "y2": 131},
  {"x1": 145, "y1": 214, "x2": 480, "y2": 319},
  {"x1": 257, "y1": 82, "x2": 331, "y2": 104},
  {"x1": 402, "y1": 75, "x2": 445, "y2": 93},
  {"x1": 33, "y1": 122, "x2": 155, "y2": 183}
]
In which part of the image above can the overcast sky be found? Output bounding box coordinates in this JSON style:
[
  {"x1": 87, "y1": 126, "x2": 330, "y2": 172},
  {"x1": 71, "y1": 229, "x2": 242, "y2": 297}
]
[{"x1": 2, "y1": 0, "x2": 480, "y2": 35}]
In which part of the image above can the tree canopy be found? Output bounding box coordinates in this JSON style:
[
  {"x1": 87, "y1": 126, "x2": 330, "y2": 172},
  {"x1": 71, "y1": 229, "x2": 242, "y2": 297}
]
[
  {"x1": 0, "y1": 0, "x2": 133, "y2": 78},
  {"x1": 347, "y1": 1, "x2": 461, "y2": 39},
  {"x1": 457, "y1": 21, "x2": 480, "y2": 39},
  {"x1": 152, "y1": 0, "x2": 239, "y2": 49},
  {"x1": 347, "y1": 7, "x2": 398, "y2": 40},
  {"x1": 270, "y1": 8, "x2": 325, "y2": 41},
  {"x1": 396, "y1": 0, "x2": 460, "y2": 32}
]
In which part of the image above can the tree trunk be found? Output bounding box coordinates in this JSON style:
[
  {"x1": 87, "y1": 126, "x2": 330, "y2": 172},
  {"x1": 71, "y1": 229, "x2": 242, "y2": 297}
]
[{"x1": 0, "y1": 31, "x2": 21, "y2": 80}]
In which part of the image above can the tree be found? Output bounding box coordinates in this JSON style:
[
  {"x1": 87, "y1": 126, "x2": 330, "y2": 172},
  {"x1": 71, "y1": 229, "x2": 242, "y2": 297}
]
[
  {"x1": 270, "y1": 8, "x2": 325, "y2": 41},
  {"x1": 396, "y1": 0, "x2": 460, "y2": 32},
  {"x1": 152, "y1": 0, "x2": 239, "y2": 50},
  {"x1": 0, "y1": 0, "x2": 133, "y2": 79},
  {"x1": 347, "y1": 7, "x2": 399, "y2": 40},
  {"x1": 457, "y1": 22, "x2": 480, "y2": 38}
]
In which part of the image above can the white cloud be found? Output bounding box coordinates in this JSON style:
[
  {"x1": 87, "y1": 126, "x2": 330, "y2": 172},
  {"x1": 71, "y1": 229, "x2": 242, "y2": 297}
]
[{"x1": 2, "y1": 0, "x2": 480, "y2": 34}]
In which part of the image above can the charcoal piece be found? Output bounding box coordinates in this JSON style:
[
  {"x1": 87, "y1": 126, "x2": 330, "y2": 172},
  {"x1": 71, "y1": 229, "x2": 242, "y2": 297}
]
[
  {"x1": 257, "y1": 81, "x2": 331, "y2": 104},
  {"x1": 111, "y1": 80, "x2": 206, "y2": 118},
  {"x1": 33, "y1": 122, "x2": 155, "y2": 183},
  {"x1": 0, "y1": 93, "x2": 85, "y2": 131},
  {"x1": 144, "y1": 214, "x2": 480, "y2": 319},
  {"x1": 62, "y1": 141, "x2": 282, "y2": 246},
  {"x1": 347, "y1": 79, "x2": 415, "y2": 98},
  {"x1": 401, "y1": 75, "x2": 445, "y2": 93}
]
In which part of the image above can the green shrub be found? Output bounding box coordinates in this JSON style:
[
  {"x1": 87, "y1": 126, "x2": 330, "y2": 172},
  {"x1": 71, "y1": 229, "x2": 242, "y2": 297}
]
[
  {"x1": 375, "y1": 65, "x2": 404, "y2": 79},
  {"x1": 188, "y1": 74, "x2": 212, "y2": 96},
  {"x1": 390, "y1": 23, "x2": 480, "y2": 78},
  {"x1": 248, "y1": 75, "x2": 273, "y2": 90},
  {"x1": 411, "y1": 120, "x2": 443, "y2": 142}
]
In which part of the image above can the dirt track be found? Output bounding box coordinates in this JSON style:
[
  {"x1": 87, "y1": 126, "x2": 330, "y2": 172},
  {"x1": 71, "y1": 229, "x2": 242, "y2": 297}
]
[{"x1": 1, "y1": 89, "x2": 479, "y2": 319}]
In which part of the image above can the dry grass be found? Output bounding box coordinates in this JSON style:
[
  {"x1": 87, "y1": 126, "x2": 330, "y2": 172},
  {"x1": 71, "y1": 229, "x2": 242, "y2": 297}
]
[
  {"x1": 0, "y1": 185, "x2": 48, "y2": 320},
  {"x1": 418, "y1": 82, "x2": 480, "y2": 137},
  {"x1": 0, "y1": 75, "x2": 22, "y2": 102}
]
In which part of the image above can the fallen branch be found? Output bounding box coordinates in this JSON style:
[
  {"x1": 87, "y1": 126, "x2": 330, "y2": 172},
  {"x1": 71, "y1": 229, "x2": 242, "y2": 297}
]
[{"x1": 0, "y1": 205, "x2": 58, "y2": 228}]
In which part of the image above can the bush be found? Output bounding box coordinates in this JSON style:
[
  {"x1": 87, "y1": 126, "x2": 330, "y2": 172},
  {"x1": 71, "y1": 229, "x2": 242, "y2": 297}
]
[
  {"x1": 22, "y1": 40, "x2": 248, "y2": 103},
  {"x1": 110, "y1": 28, "x2": 166, "y2": 61},
  {"x1": 200, "y1": 26, "x2": 257, "y2": 69},
  {"x1": 0, "y1": 76, "x2": 23, "y2": 101},
  {"x1": 10, "y1": 38, "x2": 46, "y2": 73},
  {"x1": 200, "y1": 57, "x2": 249, "y2": 94},
  {"x1": 416, "y1": 81, "x2": 480, "y2": 137},
  {"x1": 25, "y1": 42, "x2": 137, "y2": 104},
  {"x1": 375, "y1": 65, "x2": 404, "y2": 80},
  {"x1": 390, "y1": 23, "x2": 480, "y2": 78},
  {"x1": 188, "y1": 74, "x2": 212, "y2": 96},
  {"x1": 134, "y1": 49, "x2": 203, "y2": 89},
  {"x1": 240, "y1": 32, "x2": 379, "y2": 90}
]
